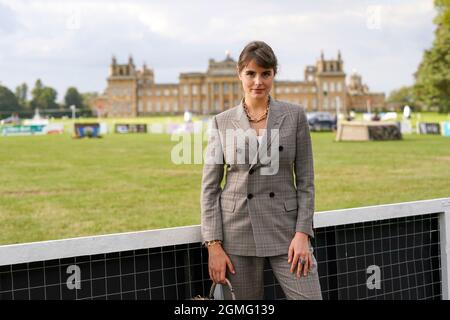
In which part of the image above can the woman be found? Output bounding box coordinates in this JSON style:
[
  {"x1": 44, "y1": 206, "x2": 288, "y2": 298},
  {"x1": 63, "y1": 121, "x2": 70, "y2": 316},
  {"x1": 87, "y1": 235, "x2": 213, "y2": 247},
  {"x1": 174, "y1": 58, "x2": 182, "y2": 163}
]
[{"x1": 201, "y1": 41, "x2": 322, "y2": 300}]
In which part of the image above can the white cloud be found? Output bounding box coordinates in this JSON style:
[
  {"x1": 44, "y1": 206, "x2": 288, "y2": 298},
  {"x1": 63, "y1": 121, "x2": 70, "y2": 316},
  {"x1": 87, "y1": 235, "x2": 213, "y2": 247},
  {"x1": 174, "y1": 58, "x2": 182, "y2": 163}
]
[{"x1": 0, "y1": 0, "x2": 436, "y2": 100}]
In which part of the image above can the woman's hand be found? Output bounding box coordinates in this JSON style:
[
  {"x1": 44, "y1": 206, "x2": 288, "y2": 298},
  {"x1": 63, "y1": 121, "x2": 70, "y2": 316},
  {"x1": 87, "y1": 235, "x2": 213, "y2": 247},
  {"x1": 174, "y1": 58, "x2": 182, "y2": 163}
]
[
  {"x1": 288, "y1": 232, "x2": 312, "y2": 277},
  {"x1": 208, "y1": 244, "x2": 235, "y2": 284}
]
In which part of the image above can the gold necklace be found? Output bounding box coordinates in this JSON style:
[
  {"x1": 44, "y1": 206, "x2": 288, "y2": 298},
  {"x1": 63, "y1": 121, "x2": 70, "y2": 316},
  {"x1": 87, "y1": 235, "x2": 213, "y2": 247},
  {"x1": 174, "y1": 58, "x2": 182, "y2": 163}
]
[{"x1": 243, "y1": 97, "x2": 270, "y2": 123}]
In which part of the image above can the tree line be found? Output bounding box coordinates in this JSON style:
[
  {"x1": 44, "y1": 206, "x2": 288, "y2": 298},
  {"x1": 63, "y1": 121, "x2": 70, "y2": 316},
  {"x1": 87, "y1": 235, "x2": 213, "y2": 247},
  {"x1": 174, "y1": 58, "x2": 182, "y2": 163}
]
[
  {"x1": 0, "y1": 79, "x2": 97, "y2": 118},
  {"x1": 387, "y1": 0, "x2": 449, "y2": 113}
]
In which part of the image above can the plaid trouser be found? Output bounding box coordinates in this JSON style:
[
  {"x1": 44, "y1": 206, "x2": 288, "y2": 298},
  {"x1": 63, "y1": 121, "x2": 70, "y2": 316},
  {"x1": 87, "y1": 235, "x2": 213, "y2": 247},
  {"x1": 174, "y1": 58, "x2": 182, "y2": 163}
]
[{"x1": 223, "y1": 249, "x2": 322, "y2": 300}]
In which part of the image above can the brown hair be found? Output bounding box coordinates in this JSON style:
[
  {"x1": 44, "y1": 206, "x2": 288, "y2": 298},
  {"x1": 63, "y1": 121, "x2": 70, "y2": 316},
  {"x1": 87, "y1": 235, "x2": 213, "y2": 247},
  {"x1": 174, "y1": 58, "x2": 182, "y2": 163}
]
[{"x1": 237, "y1": 41, "x2": 278, "y2": 75}]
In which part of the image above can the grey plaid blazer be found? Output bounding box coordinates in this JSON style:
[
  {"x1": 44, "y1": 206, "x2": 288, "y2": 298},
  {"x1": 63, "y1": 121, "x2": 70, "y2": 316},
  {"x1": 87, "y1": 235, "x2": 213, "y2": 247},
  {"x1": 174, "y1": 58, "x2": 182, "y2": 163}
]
[{"x1": 201, "y1": 97, "x2": 315, "y2": 257}]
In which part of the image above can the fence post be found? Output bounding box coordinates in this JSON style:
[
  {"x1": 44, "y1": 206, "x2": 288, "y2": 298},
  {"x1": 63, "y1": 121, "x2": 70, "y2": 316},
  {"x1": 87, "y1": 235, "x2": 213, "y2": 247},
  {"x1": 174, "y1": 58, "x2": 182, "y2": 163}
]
[{"x1": 439, "y1": 198, "x2": 450, "y2": 300}]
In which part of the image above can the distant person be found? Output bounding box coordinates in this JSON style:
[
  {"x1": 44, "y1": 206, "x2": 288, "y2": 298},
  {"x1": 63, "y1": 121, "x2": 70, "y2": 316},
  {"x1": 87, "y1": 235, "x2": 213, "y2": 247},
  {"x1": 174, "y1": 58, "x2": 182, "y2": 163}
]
[
  {"x1": 403, "y1": 105, "x2": 411, "y2": 120},
  {"x1": 2, "y1": 112, "x2": 20, "y2": 125},
  {"x1": 201, "y1": 41, "x2": 322, "y2": 300}
]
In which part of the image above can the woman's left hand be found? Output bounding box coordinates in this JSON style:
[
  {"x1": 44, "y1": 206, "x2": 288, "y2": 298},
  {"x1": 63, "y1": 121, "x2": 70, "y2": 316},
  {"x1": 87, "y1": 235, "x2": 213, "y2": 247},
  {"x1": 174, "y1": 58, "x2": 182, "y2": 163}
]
[{"x1": 288, "y1": 232, "x2": 312, "y2": 277}]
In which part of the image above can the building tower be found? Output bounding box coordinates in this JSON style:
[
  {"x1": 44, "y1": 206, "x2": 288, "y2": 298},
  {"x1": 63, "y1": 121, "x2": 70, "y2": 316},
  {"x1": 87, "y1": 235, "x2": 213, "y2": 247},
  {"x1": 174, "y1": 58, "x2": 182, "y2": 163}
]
[{"x1": 315, "y1": 51, "x2": 347, "y2": 114}]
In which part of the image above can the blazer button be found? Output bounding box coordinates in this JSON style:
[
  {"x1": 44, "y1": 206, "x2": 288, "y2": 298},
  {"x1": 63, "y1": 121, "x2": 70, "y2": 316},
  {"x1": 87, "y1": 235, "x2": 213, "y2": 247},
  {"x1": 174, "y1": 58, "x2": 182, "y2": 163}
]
[
  {"x1": 247, "y1": 193, "x2": 253, "y2": 200},
  {"x1": 249, "y1": 168, "x2": 254, "y2": 175},
  {"x1": 279, "y1": 145, "x2": 284, "y2": 151},
  {"x1": 269, "y1": 192, "x2": 275, "y2": 198}
]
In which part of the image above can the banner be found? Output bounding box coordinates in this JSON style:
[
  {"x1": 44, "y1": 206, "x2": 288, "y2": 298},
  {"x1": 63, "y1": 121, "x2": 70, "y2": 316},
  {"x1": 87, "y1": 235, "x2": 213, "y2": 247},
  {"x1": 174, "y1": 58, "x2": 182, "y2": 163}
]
[
  {"x1": 442, "y1": 121, "x2": 450, "y2": 137},
  {"x1": 115, "y1": 123, "x2": 147, "y2": 133},
  {"x1": 1, "y1": 125, "x2": 46, "y2": 136},
  {"x1": 418, "y1": 122, "x2": 440, "y2": 135},
  {"x1": 74, "y1": 123, "x2": 101, "y2": 138}
]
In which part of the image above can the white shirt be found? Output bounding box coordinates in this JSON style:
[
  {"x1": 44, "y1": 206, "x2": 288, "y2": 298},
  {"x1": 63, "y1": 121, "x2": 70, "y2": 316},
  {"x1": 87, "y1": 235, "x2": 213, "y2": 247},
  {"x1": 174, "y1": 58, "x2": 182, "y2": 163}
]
[{"x1": 257, "y1": 135, "x2": 263, "y2": 145}]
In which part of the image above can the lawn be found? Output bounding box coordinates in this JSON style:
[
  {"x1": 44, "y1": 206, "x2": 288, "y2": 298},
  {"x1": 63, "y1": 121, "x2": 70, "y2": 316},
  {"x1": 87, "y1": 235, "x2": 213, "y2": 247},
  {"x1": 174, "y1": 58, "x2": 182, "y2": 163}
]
[{"x1": 0, "y1": 115, "x2": 449, "y2": 245}]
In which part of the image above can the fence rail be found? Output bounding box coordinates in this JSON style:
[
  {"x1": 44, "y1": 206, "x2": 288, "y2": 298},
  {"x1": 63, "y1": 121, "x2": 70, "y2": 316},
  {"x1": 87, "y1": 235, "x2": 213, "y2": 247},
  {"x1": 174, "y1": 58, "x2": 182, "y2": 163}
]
[{"x1": 0, "y1": 197, "x2": 449, "y2": 300}]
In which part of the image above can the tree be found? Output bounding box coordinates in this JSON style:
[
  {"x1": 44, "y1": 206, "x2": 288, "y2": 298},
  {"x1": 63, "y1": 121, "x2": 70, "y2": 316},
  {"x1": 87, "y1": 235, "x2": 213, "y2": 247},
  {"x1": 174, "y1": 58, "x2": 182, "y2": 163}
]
[
  {"x1": 15, "y1": 83, "x2": 28, "y2": 109},
  {"x1": 39, "y1": 87, "x2": 59, "y2": 110},
  {"x1": 0, "y1": 85, "x2": 21, "y2": 113},
  {"x1": 30, "y1": 79, "x2": 59, "y2": 110},
  {"x1": 413, "y1": 0, "x2": 450, "y2": 113},
  {"x1": 64, "y1": 87, "x2": 83, "y2": 109},
  {"x1": 30, "y1": 79, "x2": 43, "y2": 110},
  {"x1": 81, "y1": 92, "x2": 99, "y2": 110},
  {"x1": 387, "y1": 86, "x2": 415, "y2": 104},
  {"x1": 387, "y1": 86, "x2": 419, "y2": 109}
]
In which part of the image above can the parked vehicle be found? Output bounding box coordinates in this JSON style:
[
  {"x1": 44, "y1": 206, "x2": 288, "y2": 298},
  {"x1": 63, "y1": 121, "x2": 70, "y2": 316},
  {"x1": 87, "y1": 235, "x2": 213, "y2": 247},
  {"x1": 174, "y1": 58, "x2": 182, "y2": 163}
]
[{"x1": 306, "y1": 112, "x2": 337, "y2": 131}]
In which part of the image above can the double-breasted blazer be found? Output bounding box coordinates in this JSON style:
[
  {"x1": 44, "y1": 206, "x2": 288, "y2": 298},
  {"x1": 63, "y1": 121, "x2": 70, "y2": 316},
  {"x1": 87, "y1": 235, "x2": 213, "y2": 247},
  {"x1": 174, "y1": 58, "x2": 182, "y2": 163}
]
[{"x1": 201, "y1": 97, "x2": 315, "y2": 257}]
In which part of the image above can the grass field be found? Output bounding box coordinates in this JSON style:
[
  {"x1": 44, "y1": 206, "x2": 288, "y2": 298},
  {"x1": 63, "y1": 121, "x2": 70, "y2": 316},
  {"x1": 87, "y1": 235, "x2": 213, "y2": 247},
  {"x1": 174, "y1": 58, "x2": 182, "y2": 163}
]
[{"x1": 0, "y1": 113, "x2": 449, "y2": 245}]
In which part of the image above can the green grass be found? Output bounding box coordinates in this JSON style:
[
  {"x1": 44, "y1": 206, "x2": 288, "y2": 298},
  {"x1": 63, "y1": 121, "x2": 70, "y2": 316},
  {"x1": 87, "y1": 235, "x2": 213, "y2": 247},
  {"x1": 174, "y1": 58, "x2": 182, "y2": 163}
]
[{"x1": 0, "y1": 114, "x2": 449, "y2": 245}]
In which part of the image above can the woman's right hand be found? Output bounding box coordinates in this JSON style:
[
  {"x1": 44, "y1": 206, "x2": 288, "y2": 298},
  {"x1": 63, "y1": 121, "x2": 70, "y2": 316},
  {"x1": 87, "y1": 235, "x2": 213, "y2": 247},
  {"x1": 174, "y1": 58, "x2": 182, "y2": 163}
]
[{"x1": 208, "y1": 244, "x2": 235, "y2": 284}]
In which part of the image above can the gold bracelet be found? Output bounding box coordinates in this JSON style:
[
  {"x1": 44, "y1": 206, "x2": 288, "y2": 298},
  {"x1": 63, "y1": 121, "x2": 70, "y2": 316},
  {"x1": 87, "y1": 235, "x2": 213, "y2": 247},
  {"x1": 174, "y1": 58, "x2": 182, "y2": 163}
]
[{"x1": 205, "y1": 240, "x2": 222, "y2": 247}]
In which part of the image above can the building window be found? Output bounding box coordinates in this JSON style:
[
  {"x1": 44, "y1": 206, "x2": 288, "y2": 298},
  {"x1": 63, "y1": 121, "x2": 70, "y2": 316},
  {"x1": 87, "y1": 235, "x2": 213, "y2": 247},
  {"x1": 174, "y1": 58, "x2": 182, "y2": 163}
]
[
  {"x1": 156, "y1": 90, "x2": 161, "y2": 96},
  {"x1": 147, "y1": 101, "x2": 152, "y2": 111},
  {"x1": 336, "y1": 82, "x2": 342, "y2": 92},
  {"x1": 330, "y1": 82, "x2": 335, "y2": 92},
  {"x1": 223, "y1": 83, "x2": 229, "y2": 94},
  {"x1": 173, "y1": 101, "x2": 178, "y2": 112},
  {"x1": 233, "y1": 83, "x2": 239, "y2": 94},
  {"x1": 192, "y1": 85, "x2": 198, "y2": 96},
  {"x1": 336, "y1": 96, "x2": 341, "y2": 109},
  {"x1": 312, "y1": 86, "x2": 317, "y2": 93},
  {"x1": 156, "y1": 102, "x2": 161, "y2": 112},
  {"x1": 275, "y1": 87, "x2": 282, "y2": 94},
  {"x1": 323, "y1": 97, "x2": 329, "y2": 110},
  {"x1": 164, "y1": 102, "x2": 170, "y2": 111},
  {"x1": 202, "y1": 85, "x2": 207, "y2": 95},
  {"x1": 322, "y1": 82, "x2": 328, "y2": 93},
  {"x1": 164, "y1": 89, "x2": 170, "y2": 96},
  {"x1": 193, "y1": 100, "x2": 199, "y2": 111},
  {"x1": 285, "y1": 87, "x2": 291, "y2": 94},
  {"x1": 214, "y1": 99, "x2": 220, "y2": 111},
  {"x1": 183, "y1": 85, "x2": 189, "y2": 96},
  {"x1": 213, "y1": 83, "x2": 219, "y2": 94},
  {"x1": 312, "y1": 98, "x2": 317, "y2": 110}
]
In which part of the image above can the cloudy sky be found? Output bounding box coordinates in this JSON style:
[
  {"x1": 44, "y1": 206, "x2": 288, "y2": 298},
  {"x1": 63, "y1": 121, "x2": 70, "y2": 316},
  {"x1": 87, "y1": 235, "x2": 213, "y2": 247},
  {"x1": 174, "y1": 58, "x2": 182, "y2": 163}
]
[{"x1": 0, "y1": 0, "x2": 436, "y2": 102}]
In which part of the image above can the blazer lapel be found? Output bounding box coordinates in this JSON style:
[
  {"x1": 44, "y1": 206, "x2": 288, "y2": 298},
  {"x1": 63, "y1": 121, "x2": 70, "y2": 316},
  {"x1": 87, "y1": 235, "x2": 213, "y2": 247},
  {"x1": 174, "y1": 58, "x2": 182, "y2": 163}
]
[
  {"x1": 250, "y1": 98, "x2": 286, "y2": 170},
  {"x1": 230, "y1": 100, "x2": 254, "y2": 165},
  {"x1": 230, "y1": 97, "x2": 286, "y2": 169}
]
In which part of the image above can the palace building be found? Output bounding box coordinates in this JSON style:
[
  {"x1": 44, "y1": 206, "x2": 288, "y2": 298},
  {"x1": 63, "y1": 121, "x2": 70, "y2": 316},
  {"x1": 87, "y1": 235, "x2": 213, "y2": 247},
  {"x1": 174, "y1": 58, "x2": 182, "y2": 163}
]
[{"x1": 93, "y1": 52, "x2": 384, "y2": 117}]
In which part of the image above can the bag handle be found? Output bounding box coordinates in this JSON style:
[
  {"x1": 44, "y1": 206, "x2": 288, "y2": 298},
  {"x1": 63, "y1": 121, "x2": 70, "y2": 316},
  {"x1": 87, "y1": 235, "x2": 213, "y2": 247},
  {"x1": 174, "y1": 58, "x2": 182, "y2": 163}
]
[{"x1": 208, "y1": 278, "x2": 236, "y2": 300}]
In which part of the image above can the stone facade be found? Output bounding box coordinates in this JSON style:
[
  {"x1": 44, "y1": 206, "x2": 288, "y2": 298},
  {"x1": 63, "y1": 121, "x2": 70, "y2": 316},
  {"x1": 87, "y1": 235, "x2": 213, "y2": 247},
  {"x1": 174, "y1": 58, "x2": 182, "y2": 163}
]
[
  {"x1": 346, "y1": 72, "x2": 385, "y2": 112},
  {"x1": 94, "y1": 52, "x2": 384, "y2": 117}
]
